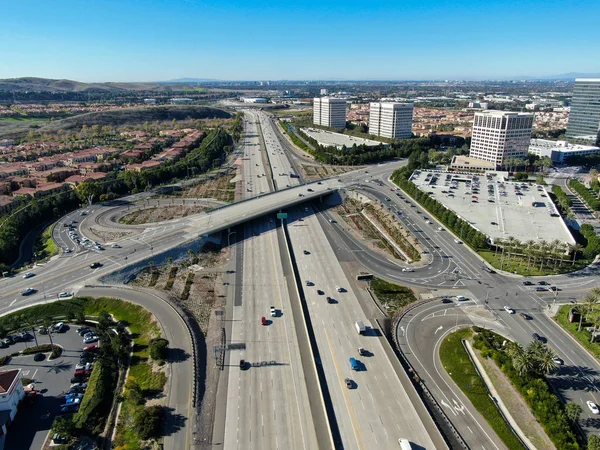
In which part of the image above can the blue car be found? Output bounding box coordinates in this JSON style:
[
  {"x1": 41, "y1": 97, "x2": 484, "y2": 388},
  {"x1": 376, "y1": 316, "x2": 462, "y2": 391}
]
[{"x1": 59, "y1": 403, "x2": 80, "y2": 414}]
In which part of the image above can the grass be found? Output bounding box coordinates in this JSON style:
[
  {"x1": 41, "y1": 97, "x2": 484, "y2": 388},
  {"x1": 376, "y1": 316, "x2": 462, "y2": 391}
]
[
  {"x1": 555, "y1": 304, "x2": 600, "y2": 359},
  {"x1": 478, "y1": 249, "x2": 588, "y2": 276},
  {"x1": 370, "y1": 278, "x2": 417, "y2": 314},
  {"x1": 440, "y1": 328, "x2": 526, "y2": 450},
  {"x1": 41, "y1": 224, "x2": 59, "y2": 257}
]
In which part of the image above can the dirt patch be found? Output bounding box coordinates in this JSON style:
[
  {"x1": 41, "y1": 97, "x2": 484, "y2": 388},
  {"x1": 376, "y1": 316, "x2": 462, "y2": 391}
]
[
  {"x1": 131, "y1": 242, "x2": 227, "y2": 447},
  {"x1": 336, "y1": 198, "x2": 422, "y2": 262},
  {"x1": 167, "y1": 174, "x2": 236, "y2": 203},
  {"x1": 474, "y1": 347, "x2": 556, "y2": 450},
  {"x1": 88, "y1": 227, "x2": 136, "y2": 242},
  {"x1": 300, "y1": 163, "x2": 360, "y2": 182},
  {"x1": 120, "y1": 205, "x2": 206, "y2": 225}
]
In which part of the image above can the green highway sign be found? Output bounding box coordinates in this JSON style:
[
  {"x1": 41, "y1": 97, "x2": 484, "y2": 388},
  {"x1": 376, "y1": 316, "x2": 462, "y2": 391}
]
[{"x1": 277, "y1": 213, "x2": 288, "y2": 220}]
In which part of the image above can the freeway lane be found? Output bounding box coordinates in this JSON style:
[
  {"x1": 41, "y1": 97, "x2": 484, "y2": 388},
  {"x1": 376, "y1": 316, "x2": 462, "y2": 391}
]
[{"x1": 221, "y1": 113, "x2": 319, "y2": 450}]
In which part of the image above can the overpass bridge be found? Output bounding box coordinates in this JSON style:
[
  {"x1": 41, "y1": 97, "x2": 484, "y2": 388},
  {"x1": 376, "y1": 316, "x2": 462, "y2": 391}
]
[{"x1": 181, "y1": 179, "x2": 342, "y2": 237}]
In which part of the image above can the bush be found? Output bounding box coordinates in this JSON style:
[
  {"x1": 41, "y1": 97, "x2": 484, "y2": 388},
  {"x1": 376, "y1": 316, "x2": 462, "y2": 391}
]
[
  {"x1": 73, "y1": 348, "x2": 118, "y2": 434},
  {"x1": 21, "y1": 344, "x2": 53, "y2": 355},
  {"x1": 134, "y1": 406, "x2": 164, "y2": 440},
  {"x1": 50, "y1": 345, "x2": 62, "y2": 359},
  {"x1": 149, "y1": 338, "x2": 169, "y2": 362},
  {"x1": 0, "y1": 356, "x2": 10, "y2": 366}
]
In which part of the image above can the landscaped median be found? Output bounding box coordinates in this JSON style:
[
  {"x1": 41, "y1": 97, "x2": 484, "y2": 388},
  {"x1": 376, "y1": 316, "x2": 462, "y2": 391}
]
[
  {"x1": 0, "y1": 296, "x2": 170, "y2": 448},
  {"x1": 440, "y1": 327, "x2": 582, "y2": 450}
]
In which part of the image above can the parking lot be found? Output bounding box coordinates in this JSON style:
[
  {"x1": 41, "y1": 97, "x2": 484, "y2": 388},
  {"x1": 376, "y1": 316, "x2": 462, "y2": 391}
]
[
  {"x1": 409, "y1": 170, "x2": 576, "y2": 245},
  {"x1": 2, "y1": 325, "x2": 95, "y2": 450}
]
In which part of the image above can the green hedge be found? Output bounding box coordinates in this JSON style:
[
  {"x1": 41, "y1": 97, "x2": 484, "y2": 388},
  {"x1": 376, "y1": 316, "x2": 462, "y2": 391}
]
[
  {"x1": 21, "y1": 344, "x2": 53, "y2": 355},
  {"x1": 73, "y1": 347, "x2": 119, "y2": 434},
  {"x1": 473, "y1": 328, "x2": 581, "y2": 449}
]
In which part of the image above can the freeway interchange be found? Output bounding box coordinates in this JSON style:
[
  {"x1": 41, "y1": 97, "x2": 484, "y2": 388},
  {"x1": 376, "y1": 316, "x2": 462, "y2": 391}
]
[{"x1": 2, "y1": 109, "x2": 600, "y2": 449}]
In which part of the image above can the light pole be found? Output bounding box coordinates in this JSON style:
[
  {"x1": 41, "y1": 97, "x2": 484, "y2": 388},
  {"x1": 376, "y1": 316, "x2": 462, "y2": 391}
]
[{"x1": 228, "y1": 231, "x2": 237, "y2": 247}]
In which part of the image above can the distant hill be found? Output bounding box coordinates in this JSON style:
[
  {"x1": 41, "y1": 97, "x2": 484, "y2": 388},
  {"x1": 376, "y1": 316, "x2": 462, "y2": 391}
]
[
  {"x1": 164, "y1": 78, "x2": 221, "y2": 83},
  {"x1": 0, "y1": 77, "x2": 171, "y2": 92}
]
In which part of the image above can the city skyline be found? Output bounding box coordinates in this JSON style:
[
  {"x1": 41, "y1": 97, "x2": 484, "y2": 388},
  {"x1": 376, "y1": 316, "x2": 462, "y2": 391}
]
[{"x1": 1, "y1": 0, "x2": 599, "y2": 82}]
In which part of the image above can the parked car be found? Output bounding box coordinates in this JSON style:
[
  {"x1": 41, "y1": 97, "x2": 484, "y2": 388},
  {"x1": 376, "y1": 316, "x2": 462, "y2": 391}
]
[
  {"x1": 59, "y1": 403, "x2": 80, "y2": 414},
  {"x1": 77, "y1": 327, "x2": 91, "y2": 336},
  {"x1": 553, "y1": 356, "x2": 564, "y2": 366},
  {"x1": 522, "y1": 281, "x2": 533, "y2": 286},
  {"x1": 455, "y1": 295, "x2": 467, "y2": 301},
  {"x1": 588, "y1": 401, "x2": 600, "y2": 415},
  {"x1": 538, "y1": 281, "x2": 550, "y2": 286},
  {"x1": 83, "y1": 335, "x2": 99, "y2": 344},
  {"x1": 83, "y1": 345, "x2": 98, "y2": 352},
  {"x1": 74, "y1": 369, "x2": 91, "y2": 377}
]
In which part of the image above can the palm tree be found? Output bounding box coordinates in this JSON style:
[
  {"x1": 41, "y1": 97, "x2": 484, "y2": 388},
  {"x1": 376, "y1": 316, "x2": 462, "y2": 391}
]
[
  {"x1": 570, "y1": 243, "x2": 583, "y2": 266},
  {"x1": 42, "y1": 318, "x2": 54, "y2": 349},
  {"x1": 534, "y1": 346, "x2": 558, "y2": 374},
  {"x1": 589, "y1": 310, "x2": 600, "y2": 343},
  {"x1": 577, "y1": 289, "x2": 600, "y2": 331},
  {"x1": 524, "y1": 240, "x2": 536, "y2": 270}
]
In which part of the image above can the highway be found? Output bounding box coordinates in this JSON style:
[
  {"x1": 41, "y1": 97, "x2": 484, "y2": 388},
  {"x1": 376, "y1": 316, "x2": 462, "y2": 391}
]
[
  {"x1": 254, "y1": 111, "x2": 443, "y2": 449},
  {"x1": 3, "y1": 105, "x2": 600, "y2": 449},
  {"x1": 221, "y1": 112, "x2": 319, "y2": 450}
]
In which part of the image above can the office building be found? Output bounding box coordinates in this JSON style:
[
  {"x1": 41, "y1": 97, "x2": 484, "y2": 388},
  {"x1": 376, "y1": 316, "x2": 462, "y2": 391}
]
[
  {"x1": 469, "y1": 111, "x2": 534, "y2": 168},
  {"x1": 566, "y1": 78, "x2": 600, "y2": 143},
  {"x1": 369, "y1": 102, "x2": 414, "y2": 139},
  {"x1": 528, "y1": 139, "x2": 600, "y2": 163},
  {"x1": 313, "y1": 98, "x2": 347, "y2": 128}
]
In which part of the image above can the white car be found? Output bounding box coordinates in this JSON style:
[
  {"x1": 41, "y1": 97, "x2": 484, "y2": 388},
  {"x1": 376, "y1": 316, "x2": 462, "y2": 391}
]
[
  {"x1": 58, "y1": 292, "x2": 72, "y2": 299},
  {"x1": 23, "y1": 272, "x2": 34, "y2": 279},
  {"x1": 270, "y1": 306, "x2": 276, "y2": 317},
  {"x1": 454, "y1": 239, "x2": 462, "y2": 244},
  {"x1": 438, "y1": 227, "x2": 444, "y2": 231},
  {"x1": 588, "y1": 401, "x2": 599, "y2": 414},
  {"x1": 402, "y1": 268, "x2": 414, "y2": 272},
  {"x1": 455, "y1": 295, "x2": 467, "y2": 301},
  {"x1": 335, "y1": 286, "x2": 344, "y2": 292},
  {"x1": 75, "y1": 362, "x2": 93, "y2": 370},
  {"x1": 503, "y1": 306, "x2": 515, "y2": 314},
  {"x1": 63, "y1": 249, "x2": 72, "y2": 254}
]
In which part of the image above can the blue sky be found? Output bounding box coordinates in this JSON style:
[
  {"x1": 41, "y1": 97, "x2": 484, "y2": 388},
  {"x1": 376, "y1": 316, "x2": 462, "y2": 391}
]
[{"x1": 1, "y1": 0, "x2": 599, "y2": 82}]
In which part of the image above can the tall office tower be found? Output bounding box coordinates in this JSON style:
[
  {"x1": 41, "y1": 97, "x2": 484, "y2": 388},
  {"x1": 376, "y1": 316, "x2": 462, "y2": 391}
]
[
  {"x1": 566, "y1": 78, "x2": 600, "y2": 143},
  {"x1": 469, "y1": 111, "x2": 534, "y2": 168},
  {"x1": 313, "y1": 97, "x2": 347, "y2": 128},
  {"x1": 369, "y1": 102, "x2": 414, "y2": 139}
]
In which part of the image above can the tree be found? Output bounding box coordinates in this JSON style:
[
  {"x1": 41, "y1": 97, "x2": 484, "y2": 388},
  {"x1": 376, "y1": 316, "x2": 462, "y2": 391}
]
[
  {"x1": 135, "y1": 406, "x2": 164, "y2": 440},
  {"x1": 149, "y1": 338, "x2": 169, "y2": 361},
  {"x1": 98, "y1": 311, "x2": 112, "y2": 331},
  {"x1": 76, "y1": 181, "x2": 102, "y2": 206},
  {"x1": 53, "y1": 416, "x2": 76, "y2": 437},
  {"x1": 589, "y1": 435, "x2": 600, "y2": 450},
  {"x1": 565, "y1": 402, "x2": 583, "y2": 424}
]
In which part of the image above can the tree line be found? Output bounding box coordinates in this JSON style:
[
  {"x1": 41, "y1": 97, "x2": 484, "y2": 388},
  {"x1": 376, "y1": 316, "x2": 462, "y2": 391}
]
[{"x1": 569, "y1": 179, "x2": 600, "y2": 211}]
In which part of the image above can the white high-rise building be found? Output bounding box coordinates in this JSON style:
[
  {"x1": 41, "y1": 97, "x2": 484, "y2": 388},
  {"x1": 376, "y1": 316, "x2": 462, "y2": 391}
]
[
  {"x1": 313, "y1": 98, "x2": 347, "y2": 128},
  {"x1": 469, "y1": 111, "x2": 534, "y2": 168},
  {"x1": 369, "y1": 102, "x2": 414, "y2": 139}
]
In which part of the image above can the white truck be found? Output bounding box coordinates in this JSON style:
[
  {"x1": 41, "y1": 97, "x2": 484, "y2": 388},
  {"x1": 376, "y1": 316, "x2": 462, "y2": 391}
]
[{"x1": 355, "y1": 321, "x2": 366, "y2": 335}]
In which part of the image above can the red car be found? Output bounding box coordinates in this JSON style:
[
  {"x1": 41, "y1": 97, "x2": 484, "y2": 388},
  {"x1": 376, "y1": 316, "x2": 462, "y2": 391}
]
[
  {"x1": 83, "y1": 345, "x2": 98, "y2": 352},
  {"x1": 261, "y1": 317, "x2": 267, "y2": 326},
  {"x1": 74, "y1": 369, "x2": 91, "y2": 377}
]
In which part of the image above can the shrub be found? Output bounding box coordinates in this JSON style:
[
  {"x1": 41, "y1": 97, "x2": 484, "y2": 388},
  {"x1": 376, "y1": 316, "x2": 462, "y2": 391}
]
[
  {"x1": 0, "y1": 356, "x2": 10, "y2": 366},
  {"x1": 149, "y1": 338, "x2": 169, "y2": 362},
  {"x1": 50, "y1": 345, "x2": 62, "y2": 359},
  {"x1": 21, "y1": 344, "x2": 53, "y2": 355},
  {"x1": 134, "y1": 406, "x2": 164, "y2": 440}
]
